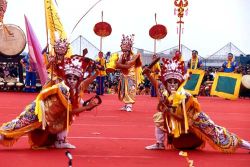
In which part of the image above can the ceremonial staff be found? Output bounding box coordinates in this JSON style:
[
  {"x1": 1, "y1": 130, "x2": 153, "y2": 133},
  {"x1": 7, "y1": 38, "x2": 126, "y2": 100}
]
[{"x1": 174, "y1": 0, "x2": 189, "y2": 52}]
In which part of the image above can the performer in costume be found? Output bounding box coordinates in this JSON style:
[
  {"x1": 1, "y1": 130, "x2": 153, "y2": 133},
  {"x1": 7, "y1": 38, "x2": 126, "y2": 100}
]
[
  {"x1": 116, "y1": 34, "x2": 143, "y2": 112},
  {"x1": 96, "y1": 51, "x2": 106, "y2": 95},
  {"x1": 0, "y1": 55, "x2": 100, "y2": 149},
  {"x1": 45, "y1": 39, "x2": 90, "y2": 88},
  {"x1": 144, "y1": 55, "x2": 250, "y2": 153},
  {"x1": 222, "y1": 53, "x2": 239, "y2": 73},
  {"x1": 187, "y1": 50, "x2": 203, "y2": 70},
  {"x1": 150, "y1": 54, "x2": 161, "y2": 97}
]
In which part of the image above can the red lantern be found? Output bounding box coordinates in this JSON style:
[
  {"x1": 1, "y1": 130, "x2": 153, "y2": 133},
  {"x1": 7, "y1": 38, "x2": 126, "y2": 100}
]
[
  {"x1": 149, "y1": 24, "x2": 167, "y2": 40},
  {"x1": 93, "y1": 22, "x2": 112, "y2": 37}
]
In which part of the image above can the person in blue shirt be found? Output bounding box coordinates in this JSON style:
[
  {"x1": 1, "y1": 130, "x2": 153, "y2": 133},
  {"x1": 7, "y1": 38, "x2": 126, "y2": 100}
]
[
  {"x1": 222, "y1": 53, "x2": 239, "y2": 73},
  {"x1": 20, "y1": 54, "x2": 37, "y2": 92},
  {"x1": 187, "y1": 50, "x2": 203, "y2": 70}
]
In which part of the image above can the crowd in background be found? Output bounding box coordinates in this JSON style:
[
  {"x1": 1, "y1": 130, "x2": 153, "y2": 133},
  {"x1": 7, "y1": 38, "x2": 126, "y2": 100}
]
[
  {"x1": 85, "y1": 63, "x2": 250, "y2": 97},
  {"x1": 0, "y1": 51, "x2": 250, "y2": 98}
]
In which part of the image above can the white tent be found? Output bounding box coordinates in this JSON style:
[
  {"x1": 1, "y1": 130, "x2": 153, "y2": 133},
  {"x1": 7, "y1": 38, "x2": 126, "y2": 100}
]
[
  {"x1": 70, "y1": 35, "x2": 99, "y2": 59},
  {"x1": 205, "y1": 42, "x2": 246, "y2": 67}
]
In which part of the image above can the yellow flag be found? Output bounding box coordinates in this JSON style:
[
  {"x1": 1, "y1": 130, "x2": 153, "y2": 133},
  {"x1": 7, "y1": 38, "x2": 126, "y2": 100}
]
[{"x1": 44, "y1": 0, "x2": 72, "y2": 58}]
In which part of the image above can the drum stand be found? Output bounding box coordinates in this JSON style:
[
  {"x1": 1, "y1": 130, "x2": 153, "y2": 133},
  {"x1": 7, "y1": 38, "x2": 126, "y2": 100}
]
[{"x1": 0, "y1": 82, "x2": 5, "y2": 91}]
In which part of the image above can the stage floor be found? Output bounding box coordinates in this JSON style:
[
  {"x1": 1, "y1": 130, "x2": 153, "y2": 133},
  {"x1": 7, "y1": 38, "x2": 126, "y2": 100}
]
[{"x1": 0, "y1": 92, "x2": 249, "y2": 167}]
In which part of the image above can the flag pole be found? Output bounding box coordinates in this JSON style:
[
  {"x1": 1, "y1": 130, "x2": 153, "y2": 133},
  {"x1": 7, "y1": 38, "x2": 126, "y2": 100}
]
[{"x1": 44, "y1": 0, "x2": 54, "y2": 85}]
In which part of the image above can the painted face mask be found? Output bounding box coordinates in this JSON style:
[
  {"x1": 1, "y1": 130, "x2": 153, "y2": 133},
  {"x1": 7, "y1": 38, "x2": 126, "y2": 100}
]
[{"x1": 66, "y1": 74, "x2": 79, "y2": 89}]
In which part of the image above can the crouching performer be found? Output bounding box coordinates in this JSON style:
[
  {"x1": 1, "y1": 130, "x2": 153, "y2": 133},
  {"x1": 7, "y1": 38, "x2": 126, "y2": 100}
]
[
  {"x1": 0, "y1": 55, "x2": 101, "y2": 149},
  {"x1": 143, "y1": 55, "x2": 250, "y2": 153}
]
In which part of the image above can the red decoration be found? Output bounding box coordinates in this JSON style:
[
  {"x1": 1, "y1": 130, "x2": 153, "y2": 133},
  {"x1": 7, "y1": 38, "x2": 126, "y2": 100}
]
[
  {"x1": 93, "y1": 22, "x2": 112, "y2": 37},
  {"x1": 149, "y1": 24, "x2": 167, "y2": 40}
]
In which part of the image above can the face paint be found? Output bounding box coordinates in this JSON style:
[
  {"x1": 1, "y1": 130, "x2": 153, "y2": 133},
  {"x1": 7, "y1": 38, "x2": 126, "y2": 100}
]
[
  {"x1": 166, "y1": 78, "x2": 180, "y2": 93},
  {"x1": 66, "y1": 74, "x2": 79, "y2": 89}
]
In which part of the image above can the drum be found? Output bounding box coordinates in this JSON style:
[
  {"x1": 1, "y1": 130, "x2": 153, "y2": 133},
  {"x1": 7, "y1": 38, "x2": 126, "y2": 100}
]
[
  {"x1": 0, "y1": 82, "x2": 4, "y2": 90},
  {"x1": 0, "y1": 24, "x2": 26, "y2": 56},
  {"x1": 106, "y1": 53, "x2": 119, "y2": 73},
  {"x1": 240, "y1": 75, "x2": 250, "y2": 97},
  {"x1": 36, "y1": 83, "x2": 42, "y2": 92},
  {"x1": 6, "y1": 82, "x2": 15, "y2": 91},
  {"x1": 16, "y1": 82, "x2": 24, "y2": 91}
]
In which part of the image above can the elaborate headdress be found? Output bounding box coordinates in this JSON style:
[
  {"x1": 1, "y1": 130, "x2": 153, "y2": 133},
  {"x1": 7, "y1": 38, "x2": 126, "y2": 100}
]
[
  {"x1": 0, "y1": 0, "x2": 7, "y2": 22},
  {"x1": 160, "y1": 55, "x2": 186, "y2": 84},
  {"x1": 64, "y1": 56, "x2": 84, "y2": 79},
  {"x1": 120, "y1": 34, "x2": 134, "y2": 51},
  {"x1": 54, "y1": 38, "x2": 69, "y2": 56}
]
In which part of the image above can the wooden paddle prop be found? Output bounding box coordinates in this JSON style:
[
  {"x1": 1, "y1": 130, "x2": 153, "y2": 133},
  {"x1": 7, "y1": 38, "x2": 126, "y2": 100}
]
[
  {"x1": 142, "y1": 56, "x2": 160, "y2": 75},
  {"x1": 83, "y1": 95, "x2": 102, "y2": 111}
]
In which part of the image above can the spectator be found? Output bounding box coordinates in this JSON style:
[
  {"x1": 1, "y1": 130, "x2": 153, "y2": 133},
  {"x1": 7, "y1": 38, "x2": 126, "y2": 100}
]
[
  {"x1": 222, "y1": 53, "x2": 238, "y2": 73},
  {"x1": 96, "y1": 51, "x2": 106, "y2": 95},
  {"x1": 187, "y1": 50, "x2": 203, "y2": 70},
  {"x1": 20, "y1": 53, "x2": 37, "y2": 92}
]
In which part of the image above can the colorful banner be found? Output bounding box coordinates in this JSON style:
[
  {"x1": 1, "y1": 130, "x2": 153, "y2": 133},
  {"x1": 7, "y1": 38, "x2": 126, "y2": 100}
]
[
  {"x1": 183, "y1": 69, "x2": 205, "y2": 95},
  {"x1": 44, "y1": 0, "x2": 72, "y2": 57},
  {"x1": 211, "y1": 72, "x2": 242, "y2": 100},
  {"x1": 24, "y1": 15, "x2": 48, "y2": 85}
]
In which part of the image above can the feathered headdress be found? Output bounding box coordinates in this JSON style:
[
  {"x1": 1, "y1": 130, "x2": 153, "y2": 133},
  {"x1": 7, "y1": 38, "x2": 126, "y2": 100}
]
[
  {"x1": 120, "y1": 34, "x2": 134, "y2": 51},
  {"x1": 54, "y1": 38, "x2": 69, "y2": 56},
  {"x1": 160, "y1": 55, "x2": 186, "y2": 84},
  {"x1": 64, "y1": 56, "x2": 84, "y2": 79}
]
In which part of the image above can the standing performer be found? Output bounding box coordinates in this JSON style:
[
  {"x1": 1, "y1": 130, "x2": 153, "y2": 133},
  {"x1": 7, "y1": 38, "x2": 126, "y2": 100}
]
[
  {"x1": 116, "y1": 34, "x2": 143, "y2": 112},
  {"x1": 150, "y1": 54, "x2": 161, "y2": 97},
  {"x1": 96, "y1": 51, "x2": 106, "y2": 95},
  {"x1": 45, "y1": 38, "x2": 70, "y2": 87},
  {"x1": 0, "y1": 55, "x2": 100, "y2": 149},
  {"x1": 143, "y1": 55, "x2": 250, "y2": 153}
]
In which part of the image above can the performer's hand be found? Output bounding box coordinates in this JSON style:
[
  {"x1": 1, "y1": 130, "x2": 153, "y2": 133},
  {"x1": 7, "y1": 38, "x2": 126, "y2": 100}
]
[
  {"x1": 86, "y1": 99, "x2": 98, "y2": 111},
  {"x1": 94, "y1": 68, "x2": 100, "y2": 75},
  {"x1": 142, "y1": 67, "x2": 151, "y2": 75}
]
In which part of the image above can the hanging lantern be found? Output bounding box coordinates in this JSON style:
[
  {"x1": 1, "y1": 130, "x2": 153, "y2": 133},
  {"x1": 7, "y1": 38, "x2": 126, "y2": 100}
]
[
  {"x1": 149, "y1": 24, "x2": 167, "y2": 40},
  {"x1": 93, "y1": 21, "x2": 112, "y2": 37}
]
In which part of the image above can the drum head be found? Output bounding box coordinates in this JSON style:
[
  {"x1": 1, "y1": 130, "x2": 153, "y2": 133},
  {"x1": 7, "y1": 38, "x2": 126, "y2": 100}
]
[
  {"x1": 0, "y1": 24, "x2": 26, "y2": 56},
  {"x1": 241, "y1": 75, "x2": 250, "y2": 89}
]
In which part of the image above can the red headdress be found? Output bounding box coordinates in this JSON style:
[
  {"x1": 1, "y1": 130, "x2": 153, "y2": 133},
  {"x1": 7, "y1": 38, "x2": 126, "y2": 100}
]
[
  {"x1": 54, "y1": 38, "x2": 69, "y2": 56},
  {"x1": 120, "y1": 34, "x2": 134, "y2": 52},
  {"x1": 160, "y1": 55, "x2": 186, "y2": 85},
  {"x1": 64, "y1": 56, "x2": 85, "y2": 80}
]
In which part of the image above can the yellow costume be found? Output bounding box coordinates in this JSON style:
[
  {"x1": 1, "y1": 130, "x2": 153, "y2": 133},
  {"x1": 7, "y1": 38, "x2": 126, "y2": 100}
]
[{"x1": 0, "y1": 82, "x2": 73, "y2": 147}]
